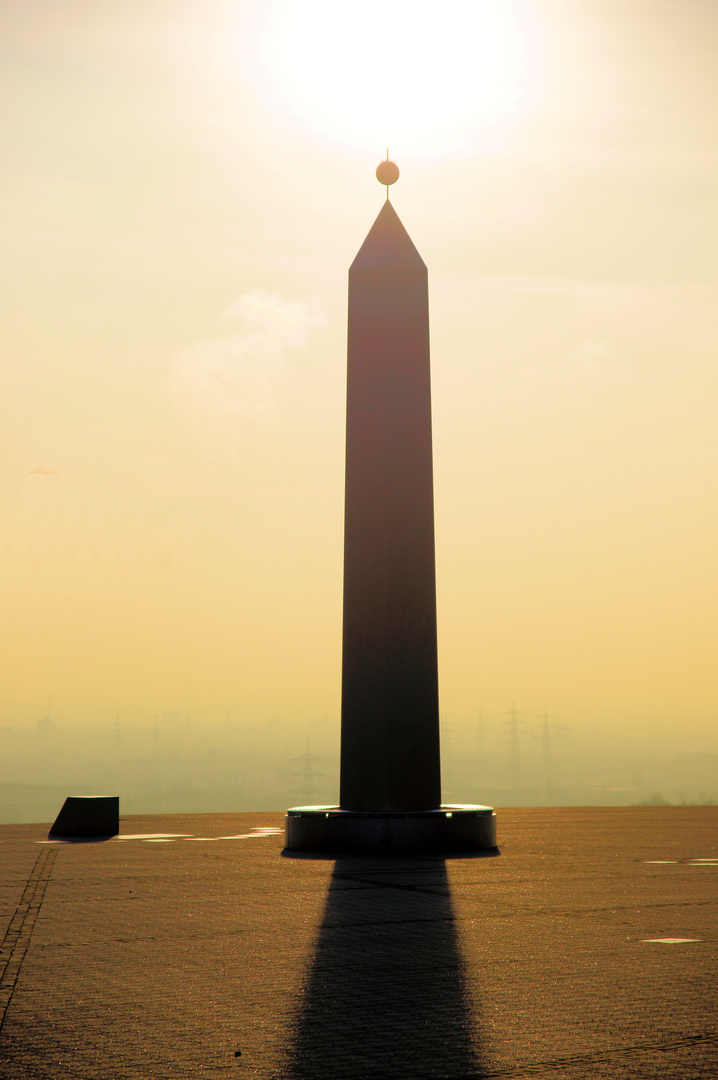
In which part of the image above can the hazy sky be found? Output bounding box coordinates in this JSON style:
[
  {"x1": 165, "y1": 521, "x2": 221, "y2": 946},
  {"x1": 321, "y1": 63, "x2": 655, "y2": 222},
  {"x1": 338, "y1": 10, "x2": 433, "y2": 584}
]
[{"x1": 2, "y1": 1, "x2": 717, "y2": 745}]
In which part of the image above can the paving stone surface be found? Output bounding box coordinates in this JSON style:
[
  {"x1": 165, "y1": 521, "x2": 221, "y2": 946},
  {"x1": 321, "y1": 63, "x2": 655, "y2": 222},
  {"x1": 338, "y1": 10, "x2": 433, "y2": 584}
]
[{"x1": 0, "y1": 806, "x2": 716, "y2": 1078}]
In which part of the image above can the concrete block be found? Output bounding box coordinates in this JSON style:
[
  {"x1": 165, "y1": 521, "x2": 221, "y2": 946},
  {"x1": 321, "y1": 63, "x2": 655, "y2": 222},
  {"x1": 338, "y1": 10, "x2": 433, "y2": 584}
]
[{"x1": 50, "y1": 795, "x2": 119, "y2": 838}]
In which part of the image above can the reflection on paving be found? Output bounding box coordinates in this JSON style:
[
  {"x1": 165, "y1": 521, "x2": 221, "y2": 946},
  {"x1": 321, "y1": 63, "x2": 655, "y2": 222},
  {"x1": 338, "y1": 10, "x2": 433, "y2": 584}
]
[
  {"x1": 36, "y1": 827, "x2": 283, "y2": 845},
  {"x1": 642, "y1": 937, "x2": 702, "y2": 944}
]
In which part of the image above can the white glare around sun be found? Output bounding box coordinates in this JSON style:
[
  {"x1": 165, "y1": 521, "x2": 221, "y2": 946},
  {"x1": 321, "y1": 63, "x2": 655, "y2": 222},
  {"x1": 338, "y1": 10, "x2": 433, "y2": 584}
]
[{"x1": 246, "y1": 1, "x2": 539, "y2": 156}]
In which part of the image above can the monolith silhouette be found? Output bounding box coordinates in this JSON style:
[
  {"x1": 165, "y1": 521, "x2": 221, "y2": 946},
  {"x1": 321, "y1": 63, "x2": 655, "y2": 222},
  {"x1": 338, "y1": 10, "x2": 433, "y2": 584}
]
[
  {"x1": 339, "y1": 197, "x2": 441, "y2": 812},
  {"x1": 285, "y1": 161, "x2": 496, "y2": 853}
]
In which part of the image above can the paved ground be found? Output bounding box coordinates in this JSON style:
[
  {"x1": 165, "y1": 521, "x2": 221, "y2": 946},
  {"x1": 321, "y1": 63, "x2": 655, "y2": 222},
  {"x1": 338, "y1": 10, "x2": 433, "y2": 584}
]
[{"x1": 0, "y1": 806, "x2": 716, "y2": 1078}]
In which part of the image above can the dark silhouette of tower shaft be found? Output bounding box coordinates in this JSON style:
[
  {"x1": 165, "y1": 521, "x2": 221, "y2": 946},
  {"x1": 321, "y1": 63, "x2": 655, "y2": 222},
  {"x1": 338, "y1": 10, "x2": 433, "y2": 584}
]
[
  {"x1": 339, "y1": 200, "x2": 441, "y2": 812},
  {"x1": 284, "y1": 173, "x2": 496, "y2": 853}
]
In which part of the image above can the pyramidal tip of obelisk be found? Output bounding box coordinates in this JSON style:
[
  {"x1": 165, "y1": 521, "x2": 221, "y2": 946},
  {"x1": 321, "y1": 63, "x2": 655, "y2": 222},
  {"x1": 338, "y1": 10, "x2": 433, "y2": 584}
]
[{"x1": 350, "y1": 200, "x2": 426, "y2": 271}]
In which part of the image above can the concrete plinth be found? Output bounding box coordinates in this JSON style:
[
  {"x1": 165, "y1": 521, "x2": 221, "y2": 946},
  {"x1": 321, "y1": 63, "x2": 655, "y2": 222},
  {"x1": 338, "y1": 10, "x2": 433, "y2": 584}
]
[
  {"x1": 49, "y1": 795, "x2": 119, "y2": 838},
  {"x1": 284, "y1": 804, "x2": 497, "y2": 855}
]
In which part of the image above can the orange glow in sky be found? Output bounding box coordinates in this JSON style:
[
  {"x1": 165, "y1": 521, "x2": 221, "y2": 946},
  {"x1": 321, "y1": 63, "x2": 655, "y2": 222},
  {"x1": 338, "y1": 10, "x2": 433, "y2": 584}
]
[{"x1": 1, "y1": 1, "x2": 718, "y2": 753}]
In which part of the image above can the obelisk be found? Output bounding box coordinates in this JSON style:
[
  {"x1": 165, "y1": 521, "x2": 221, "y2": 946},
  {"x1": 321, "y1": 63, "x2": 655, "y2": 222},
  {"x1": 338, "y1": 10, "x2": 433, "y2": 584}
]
[
  {"x1": 285, "y1": 160, "x2": 496, "y2": 853},
  {"x1": 339, "y1": 168, "x2": 441, "y2": 812}
]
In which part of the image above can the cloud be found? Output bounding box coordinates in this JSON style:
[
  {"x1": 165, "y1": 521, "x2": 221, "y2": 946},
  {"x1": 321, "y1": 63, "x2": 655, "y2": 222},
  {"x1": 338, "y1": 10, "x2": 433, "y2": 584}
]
[{"x1": 168, "y1": 290, "x2": 323, "y2": 457}]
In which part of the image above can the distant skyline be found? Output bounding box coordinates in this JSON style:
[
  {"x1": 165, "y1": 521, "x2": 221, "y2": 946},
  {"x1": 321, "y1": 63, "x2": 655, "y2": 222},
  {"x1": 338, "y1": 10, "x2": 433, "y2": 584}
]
[
  {"x1": 2, "y1": 705, "x2": 716, "y2": 826},
  {"x1": 2, "y1": 1, "x2": 717, "y2": 749}
]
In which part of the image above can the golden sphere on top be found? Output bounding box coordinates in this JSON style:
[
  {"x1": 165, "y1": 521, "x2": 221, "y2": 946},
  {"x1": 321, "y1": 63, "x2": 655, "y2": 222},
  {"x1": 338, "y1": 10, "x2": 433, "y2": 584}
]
[{"x1": 376, "y1": 159, "x2": 400, "y2": 186}]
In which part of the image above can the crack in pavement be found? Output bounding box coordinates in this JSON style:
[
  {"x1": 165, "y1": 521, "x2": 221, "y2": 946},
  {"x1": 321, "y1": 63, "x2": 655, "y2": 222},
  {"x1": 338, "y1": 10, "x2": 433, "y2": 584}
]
[{"x1": 0, "y1": 848, "x2": 57, "y2": 1032}]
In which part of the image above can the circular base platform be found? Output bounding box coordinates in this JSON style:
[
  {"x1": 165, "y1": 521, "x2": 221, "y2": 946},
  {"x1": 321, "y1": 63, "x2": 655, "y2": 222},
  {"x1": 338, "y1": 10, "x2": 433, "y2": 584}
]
[{"x1": 284, "y1": 804, "x2": 497, "y2": 855}]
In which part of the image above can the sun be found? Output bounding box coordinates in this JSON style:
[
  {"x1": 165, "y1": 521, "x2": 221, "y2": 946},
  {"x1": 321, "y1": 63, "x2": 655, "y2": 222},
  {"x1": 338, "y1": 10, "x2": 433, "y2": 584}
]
[{"x1": 243, "y1": 1, "x2": 540, "y2": 157}]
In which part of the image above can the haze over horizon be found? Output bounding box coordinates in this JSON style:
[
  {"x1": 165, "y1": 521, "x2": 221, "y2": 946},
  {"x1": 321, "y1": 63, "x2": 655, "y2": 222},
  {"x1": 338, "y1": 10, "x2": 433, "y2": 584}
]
[{"x1": 2, "y1": 2, "x2": 717, "y2": 772}]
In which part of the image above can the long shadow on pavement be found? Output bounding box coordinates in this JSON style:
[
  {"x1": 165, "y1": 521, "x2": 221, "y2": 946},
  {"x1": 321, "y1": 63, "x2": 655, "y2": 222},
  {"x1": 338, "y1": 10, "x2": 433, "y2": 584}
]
[{"x1": 282, "y1": 856, "x2": 487, "y2": 1080}]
